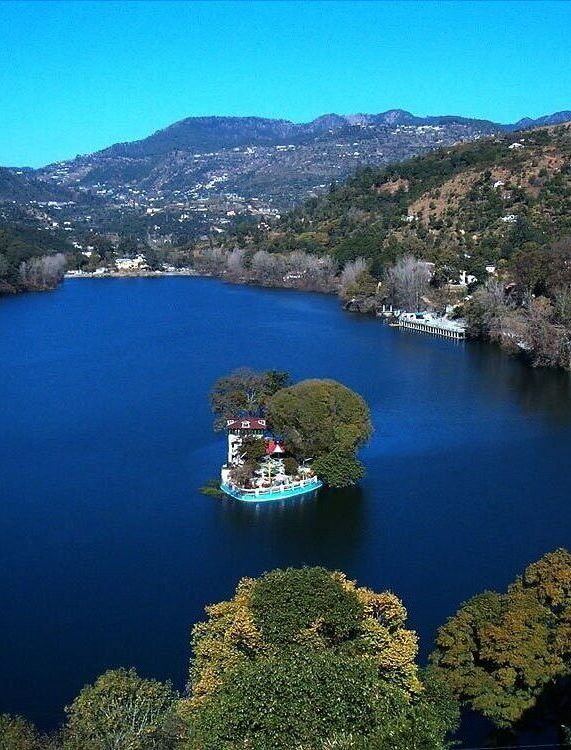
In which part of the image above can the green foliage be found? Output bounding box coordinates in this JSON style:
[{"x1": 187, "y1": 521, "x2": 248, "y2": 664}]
[
  {"x1": 509, "y1": 243, "x2": 552, "y2": 295},
  {"x1": 342, "y1": 671, "x2": 460, "y2": 750},
  {"x1": 233, "y1": 124, "x2": 571, "y2": 371},
  {"x1": 187, "y1": 567, "x2": 422, "y2": 706},
  {"x1": 267, "y1": 378, "x2": 372, "y2": 486},
  {"x1": 209, "y1": 367, "x2": 291, "y2": 430},
  {"x1": 313, "y1": 449, "x2": 365, "y2": 487},
  {"x1": 143, "y1": 245, "x2": 162, "y2": 271},
  {"x1": 250, "y1": 567, "x2": 364, "y2": 645},
  {"x1": 116, "y1": 236, "x2": 141, "y2": 258},
  {"x1": 283, "y1": 456, "x2": 298, "y2": 475},
  {"x1": 0, "y1": 253, "x2": 9, "y2": 278},
  {"x1": 187, "y1": 645, "x2": 458, "y2": 750},
  {"x1": 430, "y1": 548, "x2": 571, "y2": 728},
  {"x1": 0, "y1": 222, "x2": 70, "y2": 293},
  {"x1": 199, "y1": 479, "x2": 225, "y2": 498},
  {"x1": 63, "y1": 668, "x2": 178, "y2": 750},
  {"x1": 0, "y1": 714, "x2": 42, "y2": 750},
  {"x1": 184, "y1": 567, "x2": 455, "y2": 750},
  {"x1": 240, "y1": 437, "x2": 266, "y2": 463},
  {"x1": 187, "y1": 650, "x2": 381, "y2": 750}
]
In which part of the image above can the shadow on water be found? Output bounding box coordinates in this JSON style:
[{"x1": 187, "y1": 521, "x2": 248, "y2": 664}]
[
  {"x1": 458, "y1": 677, "x2": 570, "y2": 748},
  {"x1": 213, "y1": 486, "x2": 366, "y2": 571},
  {"x1": 466, "y1": 341, "x2": 571, "y2": 425}
]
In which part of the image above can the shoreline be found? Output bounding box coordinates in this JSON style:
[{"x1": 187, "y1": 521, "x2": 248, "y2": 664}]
[
  {"x1": 64, "y1": 268, "x2": 338, "y2": 297},
  {"x1": 31, "y1": 271, "x2": 571, "y2": 375},
  {"x1": 64, "y1": 269, "x2": 204, "y2": 279}
]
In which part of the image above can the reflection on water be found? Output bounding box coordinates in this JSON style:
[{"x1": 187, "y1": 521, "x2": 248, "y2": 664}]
[
  {"x1": 215, "y1": 487, "x2": 366, "y2": 570},
  {"x1": 467, "y1": 341, "x2": 571, "y2": 424}
]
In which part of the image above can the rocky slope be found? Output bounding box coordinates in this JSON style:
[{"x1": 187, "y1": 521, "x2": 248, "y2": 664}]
[{"x1": 248, "y1": 122, "x2": 571, "y2": 280}]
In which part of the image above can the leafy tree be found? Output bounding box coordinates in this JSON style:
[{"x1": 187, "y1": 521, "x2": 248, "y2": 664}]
[
  {"x1": 63, "y1": 668, "x2": 179, "y2": 750},
  {"x1": 250, "y1": 567, "x2": 364, "y2": 646},
  {"x1": 509, "y1": 243, "x2": 551, "y2": 297},
  {"x1": 182, "y1": 567, "x2": 457, "y2": 749},
  {"x1": 239, "y1": 437, "x2": 266, "y2": 463},
  {"x1": 267, "y1": 379, "x2": 372, "y2": 486},
  {"x1": 0, "y1": 715, "x2": 42, "y2": 750},
  {"x1": 430, "y1": 548, "x2": 571, "y2": 728},
  {"x1": 186, "y1": 567, "x2": 421, "y2": 709},
  {"x1": 339, "y1": 259, "x2": 378, "y2": 299},
  {"x1": 87, "y1": 234, "x2": 114, "y2": 257},
  {"x1": 0, "y1": 252, "x2": 9, "y2": 279},
  {"x1": 313, "y1": 449, "x2": 366, "y2": 488},
  {"x1": 341, "y1": 669, "x2": 460, "y2": 750},
  {"x1": 210, "y1": 368, "x2": 291, "y2": 430},
  {"x1": 547, "y1": 237, "x2": 571, "y2": 325},
  {"x1": 283, "y1": 456, "x2": 298, "y2": 475},
  {"x1": 116, "y1": 236, "x2": 140, "y2": 258},
  {"x1": 0, "y1": 223, "x2": 71, "y2": 294},
  {"x1": 143, "y1": 245, "x2": 163, "y2": 271},
  {"x1": 187, "y1": 650, "x2": 382, "y2": 750},
  {"x1": 262, "y1": 369, "x2": 290, "y2": 394}
]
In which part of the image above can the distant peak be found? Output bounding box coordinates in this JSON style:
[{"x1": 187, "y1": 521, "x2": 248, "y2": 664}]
[
  {"x1": 377, "y1": 109, "x2": 415, "y2": 123},
  {"x1": 512, "y1": 111, "x2": 571, "y2": 129}
]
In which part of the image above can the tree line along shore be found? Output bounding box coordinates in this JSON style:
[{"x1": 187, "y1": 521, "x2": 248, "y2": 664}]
[{"x1": 2, "y1": 123, "x2": 571, "y2": 370}]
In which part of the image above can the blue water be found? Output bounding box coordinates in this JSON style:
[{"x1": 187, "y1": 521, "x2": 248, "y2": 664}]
[{"x1": 1, "y1": 277, "x2": 571, "y2": 730}]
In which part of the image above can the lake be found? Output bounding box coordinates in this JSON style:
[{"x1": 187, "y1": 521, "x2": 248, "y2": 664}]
[{"x1": 1, "y1": 277, "x2": 571, "y2": 732}]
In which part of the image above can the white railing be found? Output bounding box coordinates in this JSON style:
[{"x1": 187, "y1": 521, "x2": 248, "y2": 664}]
[
  {"x1": 398, "y1": 316, "x2": 466, "y2": 339},
  {"x1": 224, "y1": 476, "x2": 320, "y2": 496}
]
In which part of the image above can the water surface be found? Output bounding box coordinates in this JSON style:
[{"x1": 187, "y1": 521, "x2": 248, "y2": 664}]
[{"x1": 1, "y1": 277, "x2": 571, "y2": 729}]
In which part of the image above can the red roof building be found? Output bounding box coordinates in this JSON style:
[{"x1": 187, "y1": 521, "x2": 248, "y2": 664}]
[{"x1": 226, "y1": 417, "x2": 267, "y2": 431}]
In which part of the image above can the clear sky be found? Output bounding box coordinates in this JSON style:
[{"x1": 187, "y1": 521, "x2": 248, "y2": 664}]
[{"x1": 2, "y1": 1, "x2": 570, "y2": 167}]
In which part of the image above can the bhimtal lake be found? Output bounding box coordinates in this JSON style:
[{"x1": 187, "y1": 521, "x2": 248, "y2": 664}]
[{"x1": 2, "y1": 277, "x2": 571, "y2": 732}]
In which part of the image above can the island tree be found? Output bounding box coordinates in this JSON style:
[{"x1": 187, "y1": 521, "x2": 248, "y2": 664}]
[
  {"x1": 209, "y1": 367, "x2": 290, "y2": 430},
  {"x1": 181, "y1": 566, "x2": 458, "y2": 749},
  {"x1": 430, "y1": 548, "x2": 571, "y2": 729},
  {"x1": 267, "y1": 378, "x2": 372, "y2": 487}
]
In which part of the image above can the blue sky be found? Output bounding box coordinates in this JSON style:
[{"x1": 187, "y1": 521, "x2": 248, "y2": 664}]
[{"x1": 2, "y1": 1, "x2": 570, "y2": 167}]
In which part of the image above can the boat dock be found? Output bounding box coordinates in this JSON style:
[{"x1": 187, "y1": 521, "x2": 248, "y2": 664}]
[{"x1": 397, "y1": 312, "x2": 466, "y2": 340}]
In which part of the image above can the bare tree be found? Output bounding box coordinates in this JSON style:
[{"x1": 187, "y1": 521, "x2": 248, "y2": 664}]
[
  {"x1": 19, "y1": 254, "x2": 66, "y2": 290},
  {"x1": 251, "y1": 250, "x2": 284, "y2": 283},
  {"x1": 385, "y1": 255, "x2": 432, "y2": 311},
  {"x1": 196, "y1": 245, "x2": 227, "y2": 274},
  {"x1": 280, "y1": 251, "x2": 337, "y2": 290},
  {"x1": 226, "y1": 247, "x2": 246, "y2": 276},
  {"x1": 339, "y1": 258, "x2": 368, "y2": 296},
  {"x1": 525, "y1": 296, "x2": 568, "y2": 368}
]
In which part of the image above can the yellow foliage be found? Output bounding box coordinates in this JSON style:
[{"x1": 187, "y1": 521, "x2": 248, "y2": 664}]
[
  {"x1": 188, "y1": 576, "x2": 268, "y2": 707},
  {"x1": 188, "y1": 569, "x2": 422, "y2": 710}
]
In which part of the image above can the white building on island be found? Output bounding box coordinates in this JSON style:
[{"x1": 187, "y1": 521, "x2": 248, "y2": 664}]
[{"x1": 224, "y1": 417, "x2": 267, "y2": 466}]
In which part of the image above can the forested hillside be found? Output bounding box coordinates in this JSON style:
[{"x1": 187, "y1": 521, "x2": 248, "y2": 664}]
[
  {"x1": 248, "y1": 123, "x2": 571, "y2": 279},
  {"x1": 217, "y1": 123, "x2": 571, "y2": 369},
  {"x1": 0, "y1": 168, "x2": 73, "y2": 203},
  {"x1": 0, "y1": 221, "x2": 68, "y2": 294}
]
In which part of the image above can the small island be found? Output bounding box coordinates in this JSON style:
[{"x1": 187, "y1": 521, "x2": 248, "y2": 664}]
[
  {"x1": 210, "y1": 369, "x2": 372, "y2": 501},
  {"x1": 220, "y1": 417, "x2": 323, "y2": 501}
]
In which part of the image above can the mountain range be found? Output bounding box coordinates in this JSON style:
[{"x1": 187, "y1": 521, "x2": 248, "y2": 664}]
[
  {"x1": 72, "y1": 109, "x2": 571, "y2": 160},
  {"x1": 1, "y1": 109, "x2": 570, "y2": 242}
]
